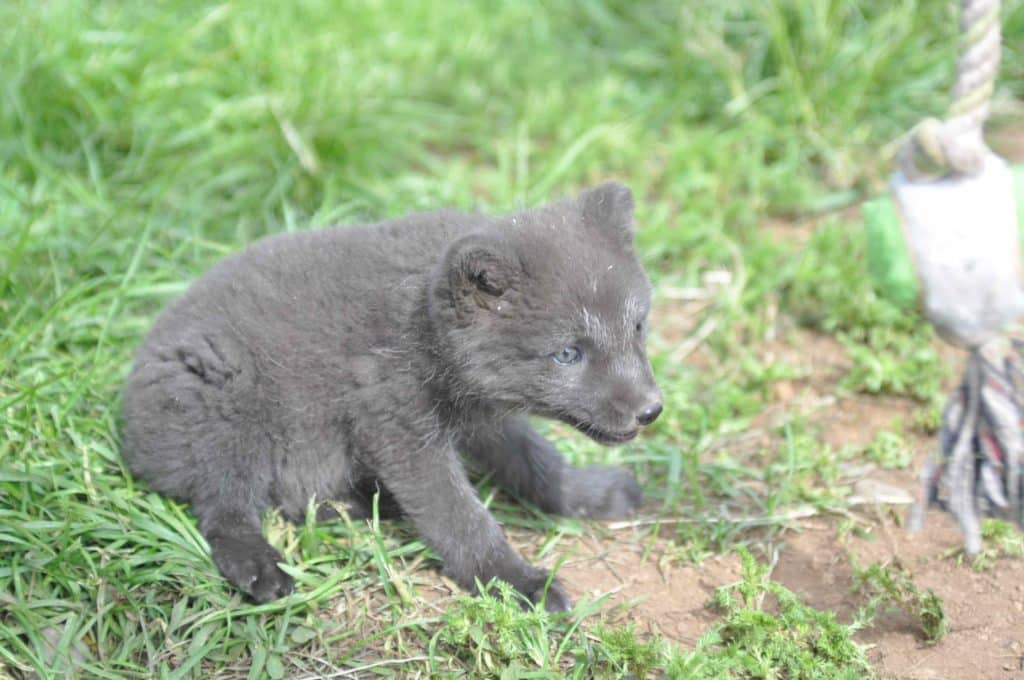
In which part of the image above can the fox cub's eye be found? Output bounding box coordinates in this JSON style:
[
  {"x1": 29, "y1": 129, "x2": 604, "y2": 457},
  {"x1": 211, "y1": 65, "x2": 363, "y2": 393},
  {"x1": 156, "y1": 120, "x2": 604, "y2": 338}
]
[{"x1": 552, "y1": 346, "x2": 582, "y2": 365}]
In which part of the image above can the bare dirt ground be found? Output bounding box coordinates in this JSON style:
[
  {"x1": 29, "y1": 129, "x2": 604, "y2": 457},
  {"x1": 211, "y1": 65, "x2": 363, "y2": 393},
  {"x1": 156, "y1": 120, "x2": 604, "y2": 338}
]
[
  {"x1": 544, "y1": 323, "x2": 1024, "y2": 679},
  {"x1": 762, "y1": 332, "x2": 1022, "y2": 679},
  {"x1": 541, "y1": 154, "x2": 1024, "y2": 678}
]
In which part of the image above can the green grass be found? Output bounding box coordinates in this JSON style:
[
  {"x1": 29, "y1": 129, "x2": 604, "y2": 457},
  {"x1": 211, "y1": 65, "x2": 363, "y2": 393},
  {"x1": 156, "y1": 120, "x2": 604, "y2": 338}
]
[
  {"x1": 851, "y1": 561, "x2": 946, "y2": 644},
  {"x1": 954, "y1": 518, "x2": 1024, "y2": 570},
  {"x1": 699, "y1": 548, "x2": 874, "y2": 679},
  {"x1": 3, "y1": 0, "x2": 1024, "y2": 677}
]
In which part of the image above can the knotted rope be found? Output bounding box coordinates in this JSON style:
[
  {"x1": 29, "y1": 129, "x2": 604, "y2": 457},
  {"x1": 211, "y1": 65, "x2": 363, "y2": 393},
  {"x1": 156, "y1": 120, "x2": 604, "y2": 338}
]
[
  {"x1": 899, "y1": 0, "x2": 1001, "y2": 181},
  {"x1": 898, "y1": 0, "x2": 1023, "y2": 551}
]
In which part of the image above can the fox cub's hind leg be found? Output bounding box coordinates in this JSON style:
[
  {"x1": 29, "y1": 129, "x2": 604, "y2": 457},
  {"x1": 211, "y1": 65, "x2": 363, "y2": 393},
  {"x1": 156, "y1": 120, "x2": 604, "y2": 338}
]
[
  {"x1": 122, "y1": 336, "x2": 293, "y2": 603},
  {"x1": 460, "y1": 417, "x2": 643, "y2": 520}
]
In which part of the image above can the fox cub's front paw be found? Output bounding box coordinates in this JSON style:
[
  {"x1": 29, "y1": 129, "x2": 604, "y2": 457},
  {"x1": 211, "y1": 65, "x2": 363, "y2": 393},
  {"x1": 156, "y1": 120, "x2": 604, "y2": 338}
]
[
  {"x1": 209, "y1": 534, "x2": 294, "y2": 603},
  {"x1": 561, "y1": 466, "x2": 643, "y2": 520},
  {"x1": 455, "y1": 563, "x2": 573, "y2": 613},
  {"x1": 523, "y1": 573, "x2": 572, "y2": 613},
  {"x1": 497, "y1": 571, "x2": 573, "y2": 613}
]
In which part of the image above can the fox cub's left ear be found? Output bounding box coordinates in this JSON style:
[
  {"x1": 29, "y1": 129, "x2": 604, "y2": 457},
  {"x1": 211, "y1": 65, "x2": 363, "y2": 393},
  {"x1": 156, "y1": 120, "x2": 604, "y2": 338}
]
[
  {"x1": 580, "y1": 182, "x2": 635, "y2": 244},
  {"x1": 443, "y1": 233, "x2": 520, "y2": 318}
]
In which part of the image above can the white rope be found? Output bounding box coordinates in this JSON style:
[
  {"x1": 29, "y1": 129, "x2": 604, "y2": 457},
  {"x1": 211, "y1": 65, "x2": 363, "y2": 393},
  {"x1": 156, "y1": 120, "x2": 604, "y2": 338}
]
[{"x1": 899, "y1": 0, "x2": 1002, "y2": 181}]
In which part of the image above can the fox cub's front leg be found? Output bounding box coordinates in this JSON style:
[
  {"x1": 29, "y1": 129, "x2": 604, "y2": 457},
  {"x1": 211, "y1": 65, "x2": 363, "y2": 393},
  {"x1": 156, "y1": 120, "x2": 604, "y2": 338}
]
[
  {"x1": 460, "y1": 416, "x2": 643, "y2": 520},
  {"x1": 373, "y1": 429, "x2": 571, "y2": 611}
]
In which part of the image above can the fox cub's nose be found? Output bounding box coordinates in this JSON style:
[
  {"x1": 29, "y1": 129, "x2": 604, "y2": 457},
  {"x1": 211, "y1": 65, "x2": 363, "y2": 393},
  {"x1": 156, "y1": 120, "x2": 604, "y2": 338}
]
[{"x1": 637, "y1": 402, "x2": 663, "y2": 426}]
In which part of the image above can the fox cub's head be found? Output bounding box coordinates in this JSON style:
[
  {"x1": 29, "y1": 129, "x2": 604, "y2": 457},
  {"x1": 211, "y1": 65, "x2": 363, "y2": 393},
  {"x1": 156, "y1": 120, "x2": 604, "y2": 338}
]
[{"x1": 432, "y1": 182, "x2": 662, "y2": 443}]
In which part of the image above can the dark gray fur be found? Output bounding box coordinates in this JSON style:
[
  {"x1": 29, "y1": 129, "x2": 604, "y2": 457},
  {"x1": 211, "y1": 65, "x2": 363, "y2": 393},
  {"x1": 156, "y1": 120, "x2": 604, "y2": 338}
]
[{"x1": 121, "y1": 183, "x2": 662, "y2": 611}]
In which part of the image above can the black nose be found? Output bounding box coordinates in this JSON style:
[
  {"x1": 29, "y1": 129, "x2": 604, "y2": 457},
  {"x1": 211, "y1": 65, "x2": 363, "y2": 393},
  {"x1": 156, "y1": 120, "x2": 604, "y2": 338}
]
[{"x1": 637, "y1": 402, "x2": 662, "y2": 426}]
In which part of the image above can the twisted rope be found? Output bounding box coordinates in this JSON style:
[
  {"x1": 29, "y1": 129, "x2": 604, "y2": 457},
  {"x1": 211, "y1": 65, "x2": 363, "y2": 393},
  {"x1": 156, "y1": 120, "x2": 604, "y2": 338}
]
[
  {"x1": 899, "y1": 0, "x2": 1002, "y2": 181},
  {"x1": 897, "y1": 0, "x2": 1024, "y2": 550}
]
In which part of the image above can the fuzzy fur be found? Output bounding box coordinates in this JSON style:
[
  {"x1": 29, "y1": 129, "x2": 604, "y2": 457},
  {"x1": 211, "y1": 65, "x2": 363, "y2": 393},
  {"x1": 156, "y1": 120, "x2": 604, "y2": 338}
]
[{"x1": 121, "y1": 182, "x2": 662, "y2": 610}]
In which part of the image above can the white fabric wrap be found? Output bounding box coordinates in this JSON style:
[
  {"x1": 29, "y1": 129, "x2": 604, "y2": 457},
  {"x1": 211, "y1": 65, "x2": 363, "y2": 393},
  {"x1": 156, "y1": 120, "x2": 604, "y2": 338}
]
[{"x1": 892, "y1": 152, "x2": 1024, "y2": 347}]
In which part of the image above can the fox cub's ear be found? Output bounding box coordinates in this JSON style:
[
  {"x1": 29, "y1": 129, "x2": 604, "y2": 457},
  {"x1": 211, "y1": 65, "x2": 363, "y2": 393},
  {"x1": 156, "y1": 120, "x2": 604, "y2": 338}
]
[
  {"x1": 444, "y1": 234, "x2": 520, "y2": 314},
  {"x1": 580, "y1": 182, "x2": 635, "y2": 243}
]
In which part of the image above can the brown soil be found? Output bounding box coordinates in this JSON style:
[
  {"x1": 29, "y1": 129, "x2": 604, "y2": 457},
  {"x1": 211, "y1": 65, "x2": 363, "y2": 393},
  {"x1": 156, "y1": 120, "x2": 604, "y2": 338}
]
[
  {"x1": 519, "y1": 327, "x2": 1021, "y2": 679},
  {"x1": 536, "y1": 293, "x2": 1023, "y2": 679},
  {"x1": 539, "y1": 532, "x2": 743, "y2": 646}
]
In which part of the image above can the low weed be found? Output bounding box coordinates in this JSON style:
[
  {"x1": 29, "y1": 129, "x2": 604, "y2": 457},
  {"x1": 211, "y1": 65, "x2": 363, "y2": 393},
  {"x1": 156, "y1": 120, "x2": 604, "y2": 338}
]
[{"x1": 851, "y1": 561, "x2": 946, "y2": 643}]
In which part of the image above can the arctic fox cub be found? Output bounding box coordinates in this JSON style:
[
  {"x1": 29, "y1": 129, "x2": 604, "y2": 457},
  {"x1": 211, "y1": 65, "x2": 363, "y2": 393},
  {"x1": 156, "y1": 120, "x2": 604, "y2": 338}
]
[{"x1": 121, "y1": 182, "x2": 662, "y2": 610}]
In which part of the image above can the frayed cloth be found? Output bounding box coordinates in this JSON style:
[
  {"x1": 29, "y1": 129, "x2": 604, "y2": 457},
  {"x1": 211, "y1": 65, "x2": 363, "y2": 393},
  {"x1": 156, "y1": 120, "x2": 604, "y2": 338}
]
[{"x1": 910, "y1": 336, "x2": 1024, "y2": 552}]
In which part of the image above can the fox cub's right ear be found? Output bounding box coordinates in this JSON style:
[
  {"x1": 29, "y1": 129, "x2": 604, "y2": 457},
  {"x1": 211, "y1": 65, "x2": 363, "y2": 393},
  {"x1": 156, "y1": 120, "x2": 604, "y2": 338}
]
[
  {"x1": 444, "y1": 234, "x2": 520, "y2": 315},
  {"x1": 580, "y1": 182, "x2": 635, "y2": 244}
]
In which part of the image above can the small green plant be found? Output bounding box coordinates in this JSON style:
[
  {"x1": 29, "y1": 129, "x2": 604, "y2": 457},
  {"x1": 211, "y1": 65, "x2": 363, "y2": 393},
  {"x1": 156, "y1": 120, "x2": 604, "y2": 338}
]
[
  {"x1": 968, "y1": 518, "x2": 1024, "y2": 570},
  {"x1": 436, "y1": 580, "x2": 556, "y2": 676},
  {"x1": 782, "y1": 222, "x2": 918, "y2": 341},
  {"x1": 678, "y1": 548, "x2": 873, "y2": 679},
  {"x1": 981, "y1": 518, "x2": 1024, "y2": 556},
  {"x1": 864, "y1": 426, "x2": 913, "y2": 470},
  {"x1": 435, "y1": 584, "x2": 679, "y2": 678},
  {"x1": 781, "y1": 221, "x2": 946, "y2": 403},
  {"x1": 911, "y1": 395, "x2": 945, "y2": 434},
  {"x1": 851, "y1": 562, "x2": 946, "y2": 643},
  {"x1": 840, "y1": 333, "x2": 944, "y2": 402},
  {"x1": 591, "y1": 624, "x2": 665, "y2": 679}
]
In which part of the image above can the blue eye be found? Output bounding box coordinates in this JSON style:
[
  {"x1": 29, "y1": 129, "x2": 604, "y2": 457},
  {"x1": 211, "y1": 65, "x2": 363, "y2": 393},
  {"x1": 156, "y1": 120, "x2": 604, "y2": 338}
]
[{"x1": 552, "y1": 346, "x2": 582, "y2": 365}]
